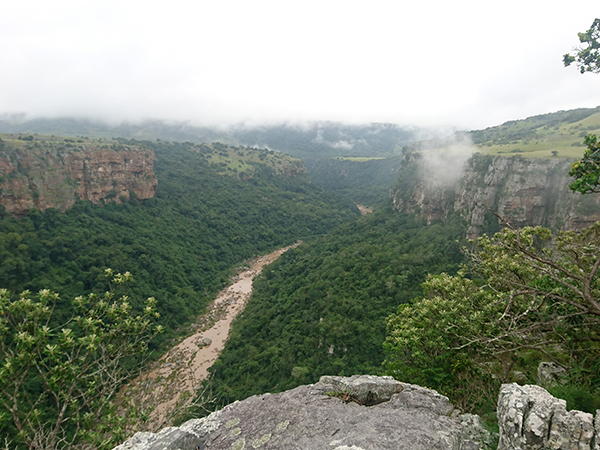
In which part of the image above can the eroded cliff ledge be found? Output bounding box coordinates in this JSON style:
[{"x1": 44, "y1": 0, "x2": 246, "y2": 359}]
[
  {"x1": 0, "y1": 136, "x2": 157, "y2": 216},
  {"x1": 392, "y1": 152, "x2": 600, "y2": 238}
]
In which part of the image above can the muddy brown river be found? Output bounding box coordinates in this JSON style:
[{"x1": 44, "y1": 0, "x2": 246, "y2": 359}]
[{"x1": 128, "y1": 243, "x2": 299, "y2": 430}]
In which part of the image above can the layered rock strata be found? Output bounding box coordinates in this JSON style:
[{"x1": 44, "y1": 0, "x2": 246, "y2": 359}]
[
  {"x1": 0, "y1": 141, "x2": 157, "y2": 215},
  {"x1": 392, "y1": 153, "x2": 600, "y2": 238}
]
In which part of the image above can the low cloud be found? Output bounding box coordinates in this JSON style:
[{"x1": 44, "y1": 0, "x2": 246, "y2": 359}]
[{"x1": 418, "y1": 133, "x2": 475, "y2": 186}]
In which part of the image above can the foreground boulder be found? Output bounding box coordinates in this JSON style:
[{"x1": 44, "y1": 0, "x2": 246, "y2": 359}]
[
  {"x1": 497, "y1": 383, "x2": 598, "y2": 450},
  {"x1": 115, "y1": 375, "x2": 493, "y2": 450}
]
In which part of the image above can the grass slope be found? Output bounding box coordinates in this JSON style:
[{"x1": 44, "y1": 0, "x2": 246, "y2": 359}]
[{"x1": 471, "y1": 106, "x2": 600, "y2": 158}]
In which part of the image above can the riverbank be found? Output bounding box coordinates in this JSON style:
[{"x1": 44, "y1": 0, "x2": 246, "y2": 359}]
[{"x1": 125, "y1": 243, "x2": 300, "y2": 430}]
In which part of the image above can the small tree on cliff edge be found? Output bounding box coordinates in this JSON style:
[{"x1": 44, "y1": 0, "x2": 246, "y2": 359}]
[
  {"x1": 563, "y1": 18, "x2": 600, "y2": 74},
  {"x1": 0, "y1": 270, "x2": 163, "y2": 450},
  {"x1": 564, "y1": 19, "x2": 600, "y2": 194},
  {"x1": 569, "y1": 134, "x2": 600, "y2": 194}
]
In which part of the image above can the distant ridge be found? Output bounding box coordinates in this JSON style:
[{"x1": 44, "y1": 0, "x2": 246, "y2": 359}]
[{"x1": 404, "y1": 106, "x2": 600, "y2": 160}]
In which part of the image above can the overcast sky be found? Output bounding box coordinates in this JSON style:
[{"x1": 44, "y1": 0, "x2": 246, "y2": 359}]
[{"x1": 1, "y1": 1, "x2": 599, "y2": 130}]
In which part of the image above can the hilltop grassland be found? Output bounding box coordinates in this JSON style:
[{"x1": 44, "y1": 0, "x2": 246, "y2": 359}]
[
  {"x1": 202, "y1": 142, "x2": 305, "y2": 176},
  {"x1": 471, "y1": 107, "x2": 600, "y2": 158}
]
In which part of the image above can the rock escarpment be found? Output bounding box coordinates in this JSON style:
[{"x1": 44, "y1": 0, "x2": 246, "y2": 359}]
[
  {"x1": 0, "y1": 137, "x2": 157, "y2": 216},
  {"x1": 392, "y1": 152, "x2": 600, "y2": 238},
  {"x1": 497, "y1": 383, "x2": 599, "y2": 450},
  {"x1": 115, "y1": 375, "x2": 493, "y2": 450}
]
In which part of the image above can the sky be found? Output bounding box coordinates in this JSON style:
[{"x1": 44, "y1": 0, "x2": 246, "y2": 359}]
[{"x1": 1, "y1": 1, "x2": 600, "y2": 131}]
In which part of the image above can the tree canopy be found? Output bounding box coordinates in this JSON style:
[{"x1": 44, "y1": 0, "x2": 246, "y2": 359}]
[
  {"x1": 570, "y1": 134, "x2": 600, "y2": 194},
  {"x1": 206, "y1": 207, "x2": 466, "y2": 405},
  {"x1": 0, "y1": 271, "x2": 162, "y2": 450},
  {"x1": 563, "y1": 21, "x2": 600, "y2": 194},
  {"x1": 385, "y1": 221, "x2": 600, "y2": 413},
  {"x1": 563, "y1": 18, "x2": 600, "y2": 74}
]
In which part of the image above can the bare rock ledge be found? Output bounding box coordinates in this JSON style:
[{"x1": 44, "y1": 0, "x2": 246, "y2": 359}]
[
  {"x1": 115, "y1": 375, "x2": 493, "y2": 450},
  {"x1": 116, "y1": 377, "x2": 600, "y2": 450}
]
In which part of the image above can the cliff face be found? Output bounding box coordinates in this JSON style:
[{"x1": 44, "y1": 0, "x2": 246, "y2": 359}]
[
  {"x1": 0, "y1": 138, "x2": 157, "y2": 216},
  {"x1": 392, "y1": 152, "x2": 600, "y2": 238}
]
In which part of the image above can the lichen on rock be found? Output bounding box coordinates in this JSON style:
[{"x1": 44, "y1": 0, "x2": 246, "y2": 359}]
[
  {"x1": 497, "y1": 383, "x2": 596, "y2": 450},
  {"x1": 114, "y1": 375, "x2": 493, "y2": 450}
]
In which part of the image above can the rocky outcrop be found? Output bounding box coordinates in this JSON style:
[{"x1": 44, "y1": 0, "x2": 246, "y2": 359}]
[
  {"x1": 391, "y1": 152, "x2": 600, "y2": 238},
  {"x1": 270, "y1": 158, "x2": 307, "y2": 178},
  {"x1": 497, "y1": 383, "x2": 598, "y2": 450},
  {"x1": 537, "y1": 362, "x2": 568, "y2": 388},
  {"x1": 0, "y1": 139, "x2": 157, "y2": 215},
  {"x1": 114, "y1": 375, "x2": 493, "y2": 450},
  {"x1": 115, "y1": 380, "x2": 600, "y2": 450}
]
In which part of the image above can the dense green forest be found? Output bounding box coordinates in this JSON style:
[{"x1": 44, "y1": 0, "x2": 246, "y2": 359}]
[
  {"x1": 231, "y1": 122, "x2": 415, "y2": 159},
  {"x1": 305, "y1": 156, "x2": 403, "y2": 206},
  {"x1": 3, "y1": 106, "x2": 600, "y2": 446},
  {"x1": 0, "y1": 119, "x2": 430, "y2": 207},
  {"x1": 207, "y1": 206, "x2": 467, "y2": 404},
  {"x1": 0, "y1": 140, "x2": 358, "y2": 349}
]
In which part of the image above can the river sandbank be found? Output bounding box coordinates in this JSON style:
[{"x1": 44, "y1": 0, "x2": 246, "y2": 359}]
[{"x1": 127, "y1": 242, "x2": 300, "y2": 430}]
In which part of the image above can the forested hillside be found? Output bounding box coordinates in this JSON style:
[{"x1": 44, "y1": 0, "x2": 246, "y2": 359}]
[
  {"x1": 0, "y1": 139, "x2": 358, "y2": 349},
  {"x1": 3, "y1": 105, "x2": 600, "y2": 446},
  {"x1": 205, "y1": 107, "x2": 600, "y2": 421},
  {"x1": 0, "y1": 116, "x2": 235, "y2": 145},
  {"x1": 207, "y1": 207, "x2": 466, "y2": 404},
  {"x1": 231, "y1": 122, "x2": 415, "y2": 159},
  {"x1": 0, "y1": 117, "x2": 424, "y2": 160},
  {"x1": 305, "y1": 156, "x2": 403, "y2": 206}
]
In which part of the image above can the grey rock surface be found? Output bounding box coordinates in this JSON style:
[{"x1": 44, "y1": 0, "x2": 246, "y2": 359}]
[
  {"x1": 114, "y1": 375, "x2": 492, "y2": 450},
  {"x1": 313, "y1": 374, "x2": 405, "y2": 405},
  {"x1": 497, "y1": 383, "x2": 595, "y2": 450},
  {"x1": 391, "y1": 153, "x2": 600, "y2": 238},
  {"x1": 537, "y1": 362, "x2": 568, "y2": 388}
]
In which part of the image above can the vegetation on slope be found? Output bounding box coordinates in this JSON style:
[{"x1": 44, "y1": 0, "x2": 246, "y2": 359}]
[
  {"x1": 470, "y1": 107, "x2": 600, "y2": 158},
  {"x1": 0, "y1": 118, "x2": 427, "y2": 161},
  {"x1": 230, "y1": 122, "x2": 417, "y2": 160},
  {"x1": 305, "y1": 156, "x2": 403, "y2": 206},
  {"x1": 400, "y1": 107, "x2": 600, "y2": 160},
  {"x1": 207, "y1": 206, "x2": 466, "y2": 404},
  {"x1": 385, "y1": 221, "x2": 600, "y2": 421},
  {"x1": 0, "y1": 139, "x2": 358, "y2": 351},
  {"x1": 0, "y1": 117, "x2": 235, "y2": 144}
]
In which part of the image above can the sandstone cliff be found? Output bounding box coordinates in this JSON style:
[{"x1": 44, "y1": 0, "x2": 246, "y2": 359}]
[
  {"x1": 0, "y1": 136, "x2": 157, "y2": 216},
  {"x1": 391, "y1": 152, "x2": 600, "y2": 238}
]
